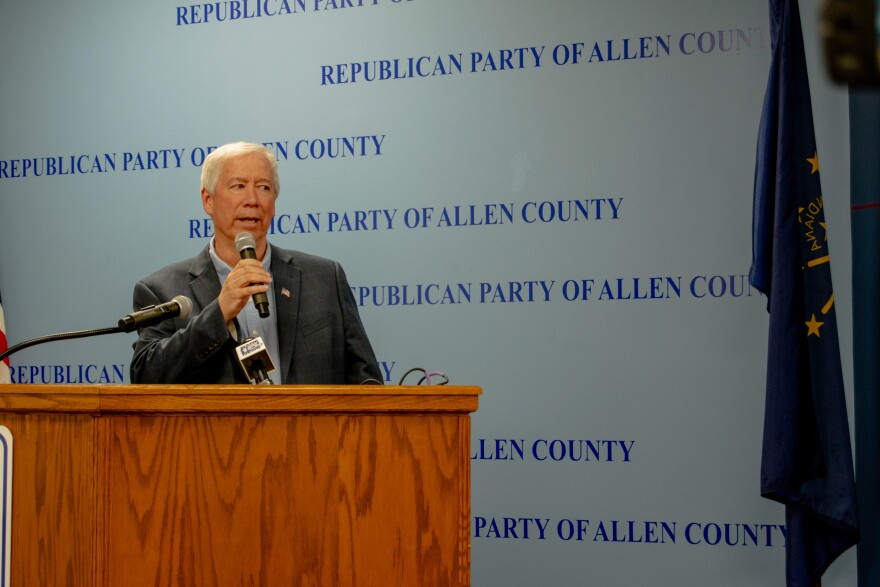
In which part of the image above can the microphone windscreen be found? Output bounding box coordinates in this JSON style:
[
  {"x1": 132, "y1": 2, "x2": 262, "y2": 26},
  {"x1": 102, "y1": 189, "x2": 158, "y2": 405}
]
[
  {"x1": 235, "y1": 232, "x2": 256, "y2": 254},
  {"x1": 173, "y1": 295, "x2": 193, "y2": 318}
]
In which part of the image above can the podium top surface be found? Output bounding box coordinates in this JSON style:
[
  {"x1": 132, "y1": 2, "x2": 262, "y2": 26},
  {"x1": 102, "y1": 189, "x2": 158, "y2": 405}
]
[{"x1": 0, "y1": 384, "x2": 482, "y2": 414}]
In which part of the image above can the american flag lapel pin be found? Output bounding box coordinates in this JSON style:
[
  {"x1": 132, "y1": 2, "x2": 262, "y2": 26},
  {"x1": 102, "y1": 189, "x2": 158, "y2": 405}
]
[{"x1": 281, "y1": 287, "x2": 291, "y2": 298}]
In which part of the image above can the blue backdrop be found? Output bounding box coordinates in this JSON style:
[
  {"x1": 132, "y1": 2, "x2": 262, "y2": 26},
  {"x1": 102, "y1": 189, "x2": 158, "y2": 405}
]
[{"x1": 0, "y1": 0, "x2": 859, "y2": 584}]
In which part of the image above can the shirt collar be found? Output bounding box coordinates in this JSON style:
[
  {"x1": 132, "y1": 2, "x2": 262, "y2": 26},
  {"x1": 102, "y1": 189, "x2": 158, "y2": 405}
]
[{"x1": 208, "y1": 237, "x2": 272, "y2": 279}]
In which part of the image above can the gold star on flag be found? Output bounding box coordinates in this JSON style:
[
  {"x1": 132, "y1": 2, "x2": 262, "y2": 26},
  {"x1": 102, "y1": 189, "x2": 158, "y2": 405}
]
[
  {"x1": 807, "y1": 152, "x2": 820, "y2": 174},
  {"x1": 806, "y1": 314, "x2": 824, "y2": 337}
]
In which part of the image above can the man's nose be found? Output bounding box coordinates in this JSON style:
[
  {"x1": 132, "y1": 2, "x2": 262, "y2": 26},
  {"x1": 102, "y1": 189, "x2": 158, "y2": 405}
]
[{"x1": 243, "y1": 185, "x2": 260, "y2": 203}]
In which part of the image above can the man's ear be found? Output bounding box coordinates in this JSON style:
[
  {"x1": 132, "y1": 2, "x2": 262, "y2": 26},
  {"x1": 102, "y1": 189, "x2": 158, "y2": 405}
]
[{"x1": 201, "y1": 187, "x2": 213, "y2": 215}]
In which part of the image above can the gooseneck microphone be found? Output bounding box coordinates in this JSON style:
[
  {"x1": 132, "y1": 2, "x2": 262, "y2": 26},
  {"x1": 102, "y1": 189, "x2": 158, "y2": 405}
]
[
  {"x1": 234, "y1": 231, "x2": 270, "y2": 318},
  {"x1": 118, "y1": 295, "x2": 193, "y2": 332},
  {"x1": 0, "y1": 295, "x2": 195, "y2": 362}
]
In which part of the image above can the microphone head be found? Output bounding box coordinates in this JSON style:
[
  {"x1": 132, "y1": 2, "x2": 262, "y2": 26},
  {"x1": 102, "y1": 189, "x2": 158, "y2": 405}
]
[
  {"x1": 172, "y1": 295, "x2": 193, "y2": 318},
  {"x1": 235, "y1": 232, "x2": 256, "y2": 253}
]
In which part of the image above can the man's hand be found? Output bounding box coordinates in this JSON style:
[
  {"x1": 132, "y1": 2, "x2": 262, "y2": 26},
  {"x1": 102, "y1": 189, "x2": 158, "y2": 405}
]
[{"x1": 218, "y1": 259, "x2": 272, "y2": 322}]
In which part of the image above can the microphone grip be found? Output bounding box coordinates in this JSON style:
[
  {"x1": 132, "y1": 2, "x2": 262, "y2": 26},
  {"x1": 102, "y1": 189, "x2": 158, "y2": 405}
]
[
  {"x1": 254, "y1": 293, "x2": 270, "y2": 318},
  {"x1": 239, "y1": 246, "x2": 270, "y2": 318}
]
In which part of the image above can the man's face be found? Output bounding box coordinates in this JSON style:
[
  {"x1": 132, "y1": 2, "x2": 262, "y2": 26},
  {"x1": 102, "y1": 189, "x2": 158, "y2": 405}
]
[{"x1": 202, "y1": 152, "x2": 277, "y2": 247}]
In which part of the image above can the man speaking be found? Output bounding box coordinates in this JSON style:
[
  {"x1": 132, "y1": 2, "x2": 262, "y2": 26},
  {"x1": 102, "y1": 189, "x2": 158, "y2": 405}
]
[{"x1": 129, "y1": 141, "x2": 381, "y2": 385}]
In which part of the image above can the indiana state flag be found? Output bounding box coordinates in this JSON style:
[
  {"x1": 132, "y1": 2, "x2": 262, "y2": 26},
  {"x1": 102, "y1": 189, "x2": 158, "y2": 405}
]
[{"x1": 749, "y1": 1, "x2": 859, "y2": 585}]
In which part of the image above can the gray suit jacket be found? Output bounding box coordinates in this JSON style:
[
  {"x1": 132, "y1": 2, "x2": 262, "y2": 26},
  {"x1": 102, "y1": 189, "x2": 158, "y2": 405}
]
[{"x1": 130, "y1": 245, "x2": 381, "y2": 385}]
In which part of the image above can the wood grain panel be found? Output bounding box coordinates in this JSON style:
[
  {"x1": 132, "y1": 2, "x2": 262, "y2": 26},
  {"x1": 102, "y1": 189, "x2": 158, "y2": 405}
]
[
  {"x1": 337, "y1": 414, "x2": 470, "y2": 587},
  {"x1": 1, "y1": 414, "x2": 95, "y2": 586},
  {"x1": 99, "y1": 413, "x2": 469, "y2": 586}
]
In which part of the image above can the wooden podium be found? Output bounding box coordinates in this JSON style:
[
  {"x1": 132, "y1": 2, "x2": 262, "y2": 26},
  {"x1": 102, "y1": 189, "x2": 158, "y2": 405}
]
[{"x1": 0, "y1": 384, "x2": 480, "y2": 586}]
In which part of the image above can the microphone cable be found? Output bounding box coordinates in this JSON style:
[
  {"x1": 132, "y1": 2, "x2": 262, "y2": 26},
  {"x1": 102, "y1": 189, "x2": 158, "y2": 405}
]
[{"x1": 398, "y1": 367, "x2": 449, "y2": 386}]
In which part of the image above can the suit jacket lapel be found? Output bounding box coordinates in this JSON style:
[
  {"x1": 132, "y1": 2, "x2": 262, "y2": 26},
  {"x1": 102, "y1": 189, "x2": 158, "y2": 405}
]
[
  {"x1": 187, "y1": 247, "x2": 222, "y2": 312},
  {"x1": 272, "y1": 249, "x2": 301, "y2": 383}
]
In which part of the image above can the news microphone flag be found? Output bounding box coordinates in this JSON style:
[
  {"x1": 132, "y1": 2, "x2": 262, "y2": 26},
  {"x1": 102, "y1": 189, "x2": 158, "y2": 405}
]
[
  {"x1": 749, "y1": 1, "x2": 859, "y2": 585},
  {"x1": 0, "y1": 289, "x2": 9, "y2": 383}
]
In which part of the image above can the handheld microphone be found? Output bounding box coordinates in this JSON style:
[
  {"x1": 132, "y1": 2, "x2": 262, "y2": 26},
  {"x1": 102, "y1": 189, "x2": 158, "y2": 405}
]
[
  {"x1": 119, "y1": 295, "x2": 193, "y2": 332},
  {"x1": 235, "y1": 336, "x2": 276, "y2": 385},
  {"x1": 234, "y1": 231, "x2": 270, "y2": 318}
]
